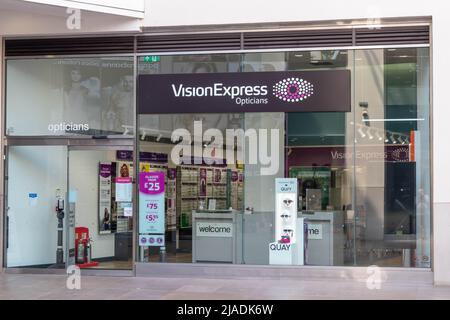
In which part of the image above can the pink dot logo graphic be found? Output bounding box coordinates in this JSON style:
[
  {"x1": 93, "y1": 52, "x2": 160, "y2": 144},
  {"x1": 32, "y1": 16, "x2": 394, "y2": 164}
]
[
  {"x1": 273, "y1": 78, "x2": 314, "y2": 103},
  {"x1": 391, "y1": 147, "x2": 409, "y2": 162}
]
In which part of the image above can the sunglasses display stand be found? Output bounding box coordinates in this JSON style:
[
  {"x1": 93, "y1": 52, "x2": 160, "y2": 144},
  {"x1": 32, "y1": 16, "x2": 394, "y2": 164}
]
[{"x1": 269, "y1": 178, "x2": 306, "y2": 266}]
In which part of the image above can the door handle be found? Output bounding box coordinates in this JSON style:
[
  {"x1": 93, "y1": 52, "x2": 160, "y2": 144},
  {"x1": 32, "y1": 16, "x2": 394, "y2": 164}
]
[{"x1": 6, "y1": 215, "x2": 9, "y2": 249}]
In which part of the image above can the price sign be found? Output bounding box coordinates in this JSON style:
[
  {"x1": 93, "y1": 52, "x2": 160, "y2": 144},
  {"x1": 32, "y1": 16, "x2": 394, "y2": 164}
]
[{"x1": 139, "y1": 172, "x2": 165, "y2": 238}]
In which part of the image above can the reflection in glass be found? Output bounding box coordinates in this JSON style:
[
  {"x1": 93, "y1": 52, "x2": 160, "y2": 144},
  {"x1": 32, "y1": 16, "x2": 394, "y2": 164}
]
[
  {"x1": 6, "y1": 57, "x2": 134, "y2": 136},
  {"x1": 354, "y1": 48, "x2": 431, "y2": 267}
]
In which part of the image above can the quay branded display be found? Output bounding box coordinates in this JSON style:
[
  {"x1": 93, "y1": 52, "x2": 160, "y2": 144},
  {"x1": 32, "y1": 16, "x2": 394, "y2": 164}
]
[
  {"x1": 269, "y1": 178, "x2": 305, "y2": 266},
  {"x1": 139, "y1": 172, "x2": 165, "y2": 246},
  {"x1": 98, "y1": 163, "x2": 112, "y2": 234},
  {"x1": 274, "y1": 178, "x2": 298, "y2": 244},
  {"x1": 138, "y1": 70, "x2": 351, "y2": 114}
]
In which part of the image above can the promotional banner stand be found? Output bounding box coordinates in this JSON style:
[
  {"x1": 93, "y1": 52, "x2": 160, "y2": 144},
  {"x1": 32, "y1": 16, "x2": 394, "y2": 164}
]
[{"x1": 139, "y1": 172, "x2": 166, "y2": 261}]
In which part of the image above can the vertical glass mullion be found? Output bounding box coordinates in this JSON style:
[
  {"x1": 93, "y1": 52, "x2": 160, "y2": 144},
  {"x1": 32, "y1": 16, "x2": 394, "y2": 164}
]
[{"x1": 351, "y1": 49, "x2": 357, "y2": 266}]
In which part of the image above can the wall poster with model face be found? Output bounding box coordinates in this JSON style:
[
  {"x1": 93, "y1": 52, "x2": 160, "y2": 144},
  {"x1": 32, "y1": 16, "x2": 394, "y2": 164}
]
[
  {"x1": 57, "y1": 58, "x2": 134, "y2": 136},
  {"x1": 117, "y1": 161, "x2": 133, "y2": 179},
  {"x1": 99, "y1": 163, "x2": 112, "y2": 234}
]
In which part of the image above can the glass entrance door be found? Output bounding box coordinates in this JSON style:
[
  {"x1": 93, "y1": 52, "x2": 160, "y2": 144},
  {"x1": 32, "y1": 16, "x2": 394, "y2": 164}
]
[
  {"x1": 68, "y1": 145, "x2": 134, "y2": 270},
  {"x1": 5, "y1": 145, "x2": 68, "y2": 269},
  {"x1": 4, "y1": 141, "x2": 135, "y2": 271}
]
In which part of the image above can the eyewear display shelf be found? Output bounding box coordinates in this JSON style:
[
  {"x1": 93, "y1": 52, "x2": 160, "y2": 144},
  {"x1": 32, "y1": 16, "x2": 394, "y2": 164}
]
[
  {"x1": 175, "y1": 166, "x2": 243, "y2": 229},
  {"x1": 229, "y1": 170, "x2": 244, "y2": 211}
]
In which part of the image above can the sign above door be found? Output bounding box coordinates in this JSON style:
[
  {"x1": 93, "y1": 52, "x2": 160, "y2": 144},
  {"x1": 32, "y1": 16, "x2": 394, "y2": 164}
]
[{"x1": 138, "y1": 70, "x2": 351, "y2": 114}]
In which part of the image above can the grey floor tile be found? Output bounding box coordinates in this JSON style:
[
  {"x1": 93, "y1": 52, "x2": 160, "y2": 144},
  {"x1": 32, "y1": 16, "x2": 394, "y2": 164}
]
[{"x1": 2, "y1": 273, "x2": 450, "y2": 300}]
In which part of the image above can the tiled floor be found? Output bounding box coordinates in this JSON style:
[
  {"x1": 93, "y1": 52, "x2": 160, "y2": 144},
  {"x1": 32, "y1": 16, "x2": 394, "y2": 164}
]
[{"x1": 1, "y1": 273, "x2": 450, "y2": 300}]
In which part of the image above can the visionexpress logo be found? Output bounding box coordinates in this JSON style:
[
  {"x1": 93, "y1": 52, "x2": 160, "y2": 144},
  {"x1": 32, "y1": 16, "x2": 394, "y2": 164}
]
[
  {"x1": 273, "y1": 78, "x2": 314, "y2": 103},
  {"x1": 172, "y1": 83, "x2": 268, "y2": 99},
  {"x1": 171, "y1": 83, "x2": 268, "y2": 106},
  {"x1": 171, "y1": 77, "x2": 314, "y2": 106}
]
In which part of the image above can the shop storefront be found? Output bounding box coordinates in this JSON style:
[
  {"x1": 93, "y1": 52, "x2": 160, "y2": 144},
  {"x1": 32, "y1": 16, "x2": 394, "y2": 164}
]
[{"x1": 1, "y1": 22, "x2": 432, "y2": 276}]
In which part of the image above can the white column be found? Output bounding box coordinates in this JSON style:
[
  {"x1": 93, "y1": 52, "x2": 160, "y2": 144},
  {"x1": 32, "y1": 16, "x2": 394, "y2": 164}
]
[
  {"x1": 415, "y1": 47, "x2": 431, "y2": 268},
  {"x1": 432, "y1": 16, "x2": 450, "y2": 285}
]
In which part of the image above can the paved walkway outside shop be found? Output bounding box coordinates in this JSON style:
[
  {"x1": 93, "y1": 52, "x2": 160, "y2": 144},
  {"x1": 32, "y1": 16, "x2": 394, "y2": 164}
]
[{"x1": 1, "y1": 273, "x2": 450, "y2": 300}]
